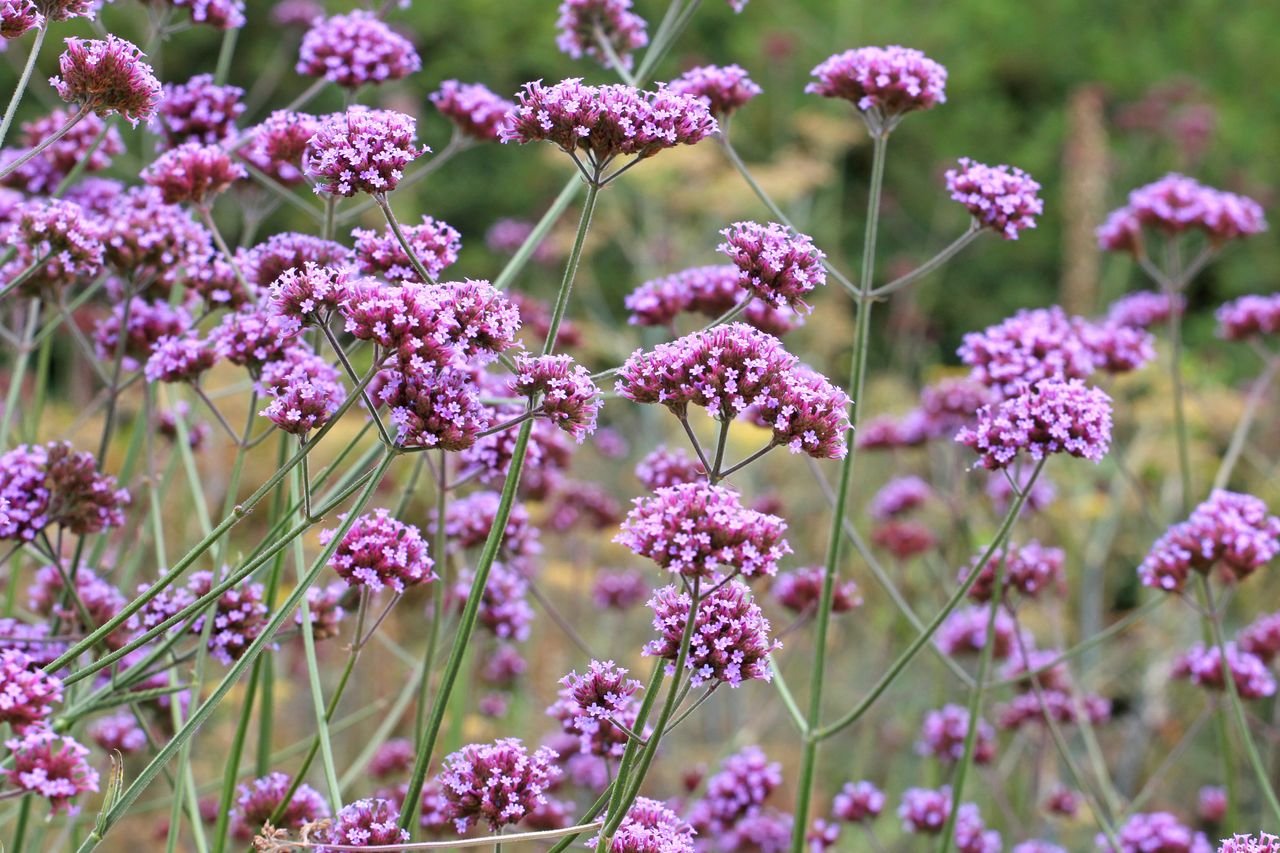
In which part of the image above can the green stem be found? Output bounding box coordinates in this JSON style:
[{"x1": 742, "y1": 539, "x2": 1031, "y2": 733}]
[
  {"x1": 541, "y1": 180, "x2": 600, "y2": 355},
  {"x1": 0, "y1": 105, "x2": 90, "y2": 182},
  {"x1": 789, "y1": 129, "x2": 888, "y2": 852},
  {"x1": 0, "y1": 299, "x2": 40, "y2": 447},
  {"x1": 0, "y1": 25, "x2": 48, "y2": 150},
  {"x1": 375, "y1": 193, "x2": 437, "y2": 284},
  {"x1": 870, "y1": 225, "x2": 981, "y2": 297},
  {"x1": 492, "y1": 179, "x2": 580, "y2": 292}
]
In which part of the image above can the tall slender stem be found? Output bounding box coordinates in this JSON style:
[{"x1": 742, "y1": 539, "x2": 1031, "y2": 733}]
[
  {"x1": 0, "y1": 26, "x2": 49, "y2": 150},
  {"x1": 789, "y1": 129, "x2": 888, "y2": 851},
  {"x1": 375, "y1": 193, "x2": 436, "y2": 284},
  {"x1": 0, "y1": 106, "x2": 90, "y2": 182}
]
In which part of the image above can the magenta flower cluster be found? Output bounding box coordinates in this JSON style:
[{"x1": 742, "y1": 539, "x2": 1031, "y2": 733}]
[
  {"x1": 1217, "y1": 293, "x2": 1280, "y2": 342},
  {"x1": 1097, "y1": 173, "x2": 1266, "y2": 252},
  {"x1": 1139, "y1": 490, "x2": 1280, "y2": 592},
  {"x1": 669, "y1": 63, "x2": 763, "y2": 117},
  {"x1": 296, "y1": 10, "x2": 421, "y2": 89},
  {"x1": 51, "y1": 35, "x2": 163, "y2": 125},
  {"x1": 437, "y1": 737, "x2": 561, "y2": 832},
  {"x1": 625, "y1": 264, "x2": 798, "y2": 336},
  {"x1": 554, "y1": 0, "x2": 648, "y2": 71},
  {"x1": 945, "y1": 158, "x2": 1044, "y2": 239},
  {"x1": 511, "y1": 354, "x2": 602, "y2": 442},
  {"x1": 322, "y1": 508, "x2": 435, "y2": 593},
  {"x1": 644, "y1": 579, "x2": 778, "y2": 687},
  {"x1": 718, "y1": 220, "x2": 827, "y2": 311},
  {"x1": 430, "y1": 80, "x2": 516, "y2": 142},
  {"x1": 957, "y1": 378, "x2": 1114, "y2": 470},
  {"x1": 306, "y1": 108, "x2": 426, "y2": 197},
  {"x1": 807, "y1": 45, "x2": 948, "y2": 123},
  {"x1": 352, "y1": 215, "x2": 460, "y2": 283}
]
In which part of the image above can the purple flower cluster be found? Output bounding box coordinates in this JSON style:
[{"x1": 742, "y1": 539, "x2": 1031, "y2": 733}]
[
  {"x1": 945, "y1": 158, "x2": 1044, "y2": 239},
  {"x1": 152, "y1": 74, "x2": 243, "y2": 148},
  {"x1": 168, "y1": 0, "x2": 245, "y2": 29},
  {"x1": 231, "y1": 771, "x2": 330, "y2": 840},
  {"x1": 267, "y1": 262, "x2": 355, "y2": 326},
  {"x1": 957, "y1": 378, "x2": 1113, "y2": 470},
  {"x1": 89, "y1": 710, "x2": 147, "y2": 754},
  {"x1": 501, "y1": 79, "x2": 717, "y2": 171},
  {"x1": 1221, "y1": 836, "x2": 1280, "y2": 853},
  {"x1": 954, "y1": 803, "x2": 1002, "y2": 853},
  {"x1": 258, "y1": 347, "x2": 345, "y2": 435},
  {"x1": 240, "y1": 232, "x2": 351, "y2": 290},
  {"x1": 317, "y1": 798, "x2": 409, "y2": 851},
  {"x1": 446, "y1": 491, "x2": 539, "y2": 561},
  {"x1": 962, "y1": 540, "x2": 1066, "y2": 601},
  {"x1": 807, "y1": 46, "x2": 948, "y2": 125},
  {"x1": 917, "y1": 704, "x2": 995, "y2": 764},
  {"x1": 306, "y1": 108, "x2": 426, "y2": 197},
  {"x1": 899, "y1": 786, "x2": 952, "y2": 834},
  {"x1": 936, "y1": 605, "x2": 1021, "y2": 659},
  {"x1": 100, "y1": 186, "x2": 211, "y2": 290},
  {"x1": 1173, "y1": 642, "x2": 1276, "y2": 700},
  {"x1": 1239, "y1": 611, "x2": 1280, "y2": 663},
  {"x1": 512, "y1": 354, "x2": 602, "y2": 442},
  {"x1": 4, "y1": 729, "x2": 99, "y2": 814},
  {"x1": 352, "y1": 215, "x2": 460, "y2": 283},
  {"x1": 438, "y1": 737, "x2": 561, "y2": 832},
  {"x1": 1107, "y1": 290, "x2": 1183, "y2": 330},
  {"x1": 239, "y1": 109, "x2": 320, "y2": 185},
  {"x1": 430, "y1": 80, "x2": 515, "y2": 142},
  {"x1": 1, "y1": 0, "x2": 41, "y2": 38},
  {"x1": 322, "y1": 508, "x2": 435, "y2": 593},
  {"x1": 28, "y1": 563, "x2": 127, "y2": 648},
  {"x1": 3, "y1": 197, "x2": 105, "y2": 291},
  {"x1": 718, "y1": 221, "x2": 827, "y2": 311},
  {"x1": 626, "y1": 265, "x2": 799, "y2": 336},
  {"x1": 669, "y1": 64, "x2": 762, "y2": 117},
  {"x1": 0, "y1": 648, "x2": 63, "y2": 730},
  {"x1": 688, "y1": 746, "x2": 782, "y2": 836},
  {"x1": 1217, "y1": 293, "x2": 1280, "y2": 342},
  {"x1": 591, "y1": 569, "x2": 649, "y2": 610},
  {"x1": 0, "y1": 442, "x2": 129, "y2": 540},
  {"x1": 1139, "y1": 490, "x2": 1280, "y2": 592},
  {"x1": 869, "y1": 475, "x2": 932, "y2": 520},
  {"x1": 635, "y1": 445, "x2": 705, "y2": 491},
  {"x1": 211, "y1": 306, "x2": 297, "y2": 371},
  {"x1": 4, "y1": 109, "x2": 124, "y2": 193},
  {"x1": 771, "y1": 566, "x2": 861, "y2": 615},
  {"x1": 455, "y1": 563, "x2": 534, "y2": 641},
  {"x1": 958, "y1": 307, "x2": 1099, "y2": 395},
  {"x1": 555, "y1": 0, "x2": 648, "y2": 71},
  {"x1": 51, "y1": 35, "x2": 163, "y2": 125},
  {"x1": 603, "y1": 797, "x2": 696, "y2": 853},
  {"x1": 1107, "y1": 812, "x2": 1210, "y2": 853},
  {"x1": 145, "y1": 334, "x2": 216, "y2": 383},
  {"x1": 297, "y1": 10, "x2": 421, "y2": 88},
  {"x1": 142, "y1": 141, "x2": 247, "y2": 205},
  {"x1": 549, "y1": 660, "x2": 643, "y2": 759},
  {"x1": 1098, "y1": 173, "x2": 1266, "y2": 252},
  {"x1": 617, "y1": 482, "x2": 791, "y2": 580},
  {"x1": 833, "y1": 781, "x2": 885, "y2": 823},
  {"x1": 644, "y1": 580, "x2": 778, "y2": 687}
]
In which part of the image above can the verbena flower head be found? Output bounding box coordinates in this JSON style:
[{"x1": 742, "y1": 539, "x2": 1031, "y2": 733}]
[
  {"x1": 772, "y1": 566, "x2": 861, "y2": 614},
  {"x1": 1, "y1": 0, "x2": 41, "y2": 37},
  {"x1": 1173, "y1": 642, "x2": 1276, "y2": 700},
  {"x1": 6, "y1": 109, "x2": 124, "y2": 193},
  {"x1": 142, "y1": 141, "x2": 247, "y2": 205},
  {"x1": 438, "y1": 737, "x2": 561, "y2": 832},
  {"x1": 430, "y1": 80, "x2": 515, "y2": 142},
  {"x1": 961, "y1": 540, "x2": 1066, "y2": 601},
  {"x1": 0, "y1": 442, "x2": 130, "y2": 538},
  {"x1": 872, "y1": 519, "x2": 936, "y2": 559},
  {"x1": 1220, "y1": 835, "x2": 1280, "y2": 853},
  {"x1": 626, "y1": 265, "x2": 799, "y2": 335},
  {"x1": 241, "y1": 231, "x2": 350, "y2": 290},
  {"x1": 1106, "y1": 812, "x2": 1211, "y2": 853},
  {"x1": 869, "y1": 475, "x2": 932, "y2": 520},
  {"x1": 369, "y1": 739, "x2": 415, "y2": 779},
  {"x1": 297, "y1": 10, "x2": 421, "y2": 88},
  {"x1": 807, "y1": 45, "x2": 947, "y2": 131},
  {"x1": 4, "y1": 729, "x2": 98, "y2": 814},
  {"x1": 376, "y1": 365, "x2": 489, "y2": 451},
  {"x1": 51, "y1": 36, "x2": 163, "y2": 125},
  {"x1": 239, "y1": 109, "x2": 321, "y2": 185},
  {"x1": 1239, "y1": 611, "x2": 1280, "y2": 664},
  {"x1": 267, "y1": 262, "x2": 356, "y2": 325},
  {"x1": 899, "y1": 786, "x2": 952, "y2": 834},
  {"x1": 688, "y1": 746, "x2": 781, "y2": 834},
  {"x1": 89, "y1": 710, "x2": 147, "y2": 754},
  {"x1": 299, "y1": 581, "x2": 346, "y2": 641},
  {"x1": 833, "y1": 781, "x2": 885, "y2": 823},
  {"x1": 93, "y1": 296, "x2": 192, "y2": 374},
  {"x1": 1098, "y1": 173, "x2": 1266, "y2": 253},
  {"x1": 644, "y1": 580, "x2": 778, "y2": 686},
  {"x1": 945, "y1": 158, "x2": 1044, "y2": 239},
  {"x1": 322, "y1": 508, "x2": 435, "y2": 593},
  {"x1": 33, "y1": 0, "x2": 94, "y2": 24},
  {"x1": 1139, "y1": 490, "x2": 1280, "y2": 592},
  {"x1": 997, "y1": 690, "x2": 1111, "y2": 731},
  {"x1": 352, "y1": 215, "x2": 460, "y2": 283},
  {"x1": 1217, "y1": 293, "x2": 1280, "y2": 342},
  {"x1": 28, "y1": 563, "x2": 127, "y2": 648},
  {"x1": 511, "y1": 354, "x2": 601, "y2": 442},
  {"x1": 937, "y1": 605, "x2": 1020, "y2": 658},
  {"x1": 455, "y1": 562, "x2": 534, "y2": 641},
  {"x1": 5, "y1": 197, "x2": 105, "y2": 291},
  {"x1": 232, "y1": 772, "x2": 330, "y2": 840},
  {"x1": 669, "y1": 64, "x2": 762, "y2": 117},
  {"x1": 617, "y1": 482, "x2": 791, "y2": 580},
  {"x1": 635, "y1": 445, "x2": 705, "y2": 491},
  {"x1": 258, "y1": 347, "x2": 345, "y2": 435},
  {"x1": 445, "y1": 490, "x2": 540, "y2": 561},
  {"x1": 958, "y1": 306, "x2": 1098, "y2": 396},
  {"x1": 549, "y1": 660, "x2": 644, "y2": 759},
  {"x1": 501, "y1": 79, "x2": 717, "y2": 173},
  {"x1": 461, "y1": 414, "x2": 571, "y2": 500},
  {"x1": 954, "y1": 803, "x2": 1002, "y2": 853},
  {"x1": 306, "y1": 108, "x2": 426, "y2": 197},
  {"x1": 718, "y1": 221, "x2": 827, "y2": 311},
  {"x1": 1077, "y1": 319, "x2": 1157, "y2": 374},
  {"x1": 153, "y1": 74, "x2": 243, "y2": 148},
  {"x1": 555, "y1": 0, "x2": 648, "y2": 71},
  {"x1": 0, "y1": 648, "x2": 63, "y2": 730},
  {"x1": 183, "y1": 569, "x2": 267, "y2": 665},
  {"x1": 145, "y1": 334, "x2": 217, "y2": 384},
  {"x1": 957, "y1": 378, "x2": 1113, "y2": 470},
  {"x1": 599, "y1": 797, "x2": 696, "y2": 853},
  {"x1": 917, "y1": 704, "x2": 995, "y2": 764},
  {"x1": 101, "y1": 186, "x2": 211, "y2": 290},
  {"x1": 318, "y1": 798, "x2": 409, "y2": 851},
  {"x1": 591, "y1": 569, "x2": 649, "y2": 609},
  {"x1": 211, "y1": 306, "x2": 299, "y2": 370},
  {"x1": 1198, "y1": 786, "x2": 1227, "y2": 824},
  {"x1": 0, "y1": 619, "x2": 65, "y2": 667}
]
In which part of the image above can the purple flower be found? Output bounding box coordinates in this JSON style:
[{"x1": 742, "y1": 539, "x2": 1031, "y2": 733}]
[
  {"x1": 5, "y1": 109, "x2": 124, "y2": 193},
  {"x1": 1217, "y1": 293, "x2": 1280, "y2": 342},
  {"x1": 635, "y1": 445, "x2": 705, "y2": 491},
  {"x1": 0, "y1": 445, "x2": 50, "y2": 541},
  {"x1": 454, "y1": 563, "x2": 534, "y2": 641},
  {"x1": 231, "y1": 772, "x2": 330, "y2": 840},
  {"x1": 142, "y1": 141, "x2": 247, "y2": 205},
  {"x1": 2, "y1": 197, "x2": 105, "y2": 292},
  {"x1": 936, "y1": 605, "x2": 1021, "y2": 659},
  {"x1": 549, "y1": 660, "x2": 644, "y2": 759},
  {"x1": 89, "y1": 710, "x2": 147, "y2": 754},
  {"x1": 0, "y1": 648, "x2": 63, "y2": 730},
  {"x1": 669, "y1": 64, "x2": 762, "y2": 117},
  {"x1": 555, "y1": 0, "x2": 648, "y2": 71},
  {"x1": 807, "y1": 46, "x2": 947, "y2": 129},
  {"x1": 94, "y1": 296, "x2": 191, "y2": 372},
  {"x1": 430, "y1": 80, "x2": 515, "y2": 142},
  {"x1": 832, "y1": 781, "x2": 885, "y2": 823},
  {"x1": 617, "y1": 482, "x2": 790, "y2": 580},
  {"x1": 317, "y1": 798, "x2": 409, "y2": 851},
  {"x1": 1139, "y1": 490, "x2": 1280, "y2": 592},
  {"x1": 258, "y1": 347, "x2": 345, "y2": 435},
  {"x1": 626, "y1": 265, "x2": 799, "y2": 336},
  {"x1": 145, "y1": 334, "x2": 217, "y2": 384},
  {"x1": 1077, "y1": 319, "x2": 1156, "y2": 374},
  {"x1": 1173, "y1": 642, "x2": 1276, "y2": 700},
  {"x1": 591, "y1": 569, "x2": 649, "y2": 609},
  {"x1": 771, "y1": 566, "x2": 861, "y2": 615},
  {"x1": 352, "y1": 215, "x2": 460, "y2": 283},
  {"x1": 1239, "y1": 611, "x2": 1280, "y2": 664},
  {"x1": 997, "y1": 690, "x2": 1111, "y2": 730},
  {"x1": 297, "y1": 10, "x2": 421, "y2": 88},
  {"x1": 297, "y1": 581, "x2": 346, "y2": 641},
  {"x1": 957, "y1": 378, "x2": 1113, "y2": 470},
  {"x1": 267, "y1": 262, "x2": 356, "y2": 325},
  {"x1": 899, "y1": 786, "x2": 952, "y2": 834},
  {"x1": 945, "y1": 158, "x2": 1043, "y2": 239},
  {"x1": 869, "y1": 475, "x2": 932, "y2": 520},
  {"x1": 917, "y1": 704, "x2": 995, "y2": 764},
  {"x1": 211, "y1": 306, "x2": 299, "y2": 371},
  {"x1": 51, "y1": 36, "x2": 163, "y2": 125},
  {"x1": 240, "y1": 232, "x2": 350, "y2": 290},
  {"x1": 28, "y1": 563, "x2": 127, "y2": 648},
  {"x1": 1100, "y1": 173, "x2": 1266, "y2": 252},
  {"x1": 101, "y1": 186, "x2": 212, "y2": 291},
  {"x1": 1106, "y1": 812, "x2": 1211, "y2": 853},
  {"x1": 960, "y1": 540, "x2": 1066, "y2": 601},
  {"x1": 1107, "y1": 290, "x2": 1183, "y2": 330},
  {"x1": 644, "y1": 580, "x2": 779, "y2": 687},
  {"x1": 445, "y1": 490, "x2": 540, "y2": 562},
  {"x1": 168, "y1": 0, "x2": 245, "y2": 29},
  {"x1": 306, "y1": 108, "x2": 426, "y2": 197},
  {"x1": 954, "y1": 803, "x2": 1001, "y2": 853},
  {"x1": 438, "y1": 737, "x2": 561, "y2": 832},
  {"x1": 718, "y1": 221, "x2": 827, "y2": 311},
  {"x1": 322, "y1": 508, "x2": 435, "y2": 593},
  {"x1": 1220, "y1": 835, "x2": 1280, "y2": 853},
  {"x1": 181, "y1": 569, "x2": 267, "y2": 665},
  {"x1": 4, "y1": 729, "x2": 98, "y2": 814},
  {"x1": 958, "y1": 306, "x2": 1098, "y2": 395},
  {"x1": 369, "y1": 739, "x2": 415, "y2": 779},
  {"x1": 153, "y1": 74, "x2": 244, "y2": 148},
  {"x1": 1198, "y1": 786, "x2": 1227, "y2": 824},
  {"x1": 377, "y1": 365, "x2": 489, "y2": 451},
  {"x1": 808, "y1": 819, "x2": 841, "y2": 852},
  {"x1": 461, "y1": 415, "x2": 571, "y2": 500},
  {"x1": 0, "y1": 619, "x2": 66, "y2": 667},
  {"x1": 872, "y1": 519, "x2": 937, "y2": 559},
  {"x1": 512, "y1": 354, "x2": 601, "y2": 442},
  {"x1": 238, "y1": 110, "x2": 321, "y2": 185},
  {"x1": 501, "y1": 79, "x2": 717, "y2": 172},
  {"x1": 599, "y1": 797, "x2": 696, "y2": 853},
  {"x1": 688, "y1": 746, "x2": 782, "y2": 834},
  {"x1": 1, "y1": 0, "x2": 41, "y2": 38}
]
